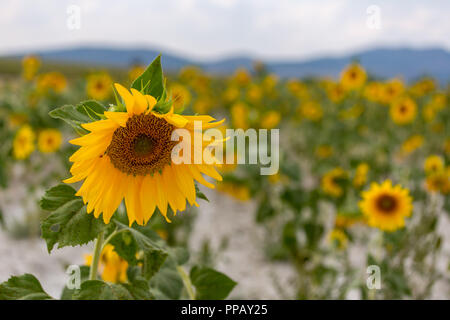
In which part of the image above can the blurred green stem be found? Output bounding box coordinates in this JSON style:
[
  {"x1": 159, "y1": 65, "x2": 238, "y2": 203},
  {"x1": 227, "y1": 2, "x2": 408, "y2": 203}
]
[
  {"x1": 177, "y1": 266, "x2": 195, "y2": 300},
  {"x1": 89, "y1": 231, "x2": 104, "y2": 281}
]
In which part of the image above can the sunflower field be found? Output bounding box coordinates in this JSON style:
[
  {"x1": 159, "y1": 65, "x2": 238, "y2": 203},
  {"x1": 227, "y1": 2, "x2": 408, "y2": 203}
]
[{"x1": 0, "y1": 54, "x2": 449, "y2": 300}]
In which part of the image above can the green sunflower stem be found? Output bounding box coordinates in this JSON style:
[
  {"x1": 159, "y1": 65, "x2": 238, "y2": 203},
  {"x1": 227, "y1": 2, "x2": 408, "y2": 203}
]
[
  {"x1": 177, "y1": 266, "x2": 196, "y2": 300},
  {"x1": 89, "y1": 230, "x2": 105, "y2": 281}
]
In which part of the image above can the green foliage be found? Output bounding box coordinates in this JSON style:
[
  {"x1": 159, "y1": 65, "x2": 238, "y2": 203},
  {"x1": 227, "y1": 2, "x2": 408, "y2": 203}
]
[
  {"x1": 190, "y1": 266, "x2": 237, "y2": 300},
  {"x1": 72, "y1": 278, "x2": 152, "y2": 300},
  {"x1": 112, "y1": 221, "x2": 168, "y2": 280},
  {"x1": 49, "y1": 100, "x2": 106, "y2": 135},
  {"x1": 131, "y1": 55, "x2": 165, "y2": 103},
  {"x1": 0, "y1": 274, "x2": 52, "y2": 300},
  {"x1": 40, "y1": 184, "x2": 108, "y2": 252}
]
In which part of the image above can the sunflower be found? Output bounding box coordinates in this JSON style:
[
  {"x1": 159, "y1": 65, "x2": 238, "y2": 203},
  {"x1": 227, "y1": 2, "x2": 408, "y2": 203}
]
[
  {"x1": 340, "y1": 63, "x2": 366, "y2": 90},
  {"x1": 390, "y1": 97, "x2": 416, "y2": 125},
  {"x1": 128, "y1": 65, "x2": 145, "y2": 82},
  {"x1": 401, "y1": 134, "x2": 424, "y2": 155},
  {"x1": 64, "y1": 83, "x2": 224, "y2": 225},
  {"x1": 233, "y1": 68, "x2": 251, "y2": 86},
  {"x1": 380, "y1": 79, "x2": 404, "y2": 104},
  {"x1": 424, "y1": 155, "x2": 444, "y2": 174},
  {"x1": 260, "y1": 110, "x2": 281, "y2": 129},
  {"x1": 321, "y1": 167, "x2": 347, "y2": 197},
  {"x1": 87, "y1": 73, "x2": 112, "y2": 100},
  {"x1": 38, "y1": 129, "x2": 62, "y2": 153},
  {"x1": 37, "y1": 72, "x2": 67, "y2": 94},
  {"x1": 13, "y1": 125, "x2": 35, "y2": 160},
  {"x1": 22, "y1": 55, "x2": 41, "y2": 81},
  {"x1": 170, "y1": 84, "x2": 191, "y2": 112},
  {"x1": 315, "y1": 145, "x2": 333, "y2": 159},
  {"x1": 353, "y1": 162, "x2": 369, "y2": 188},
  {"x1": 426, "y1": 170, "x2": 450, "y2": 194},
  {"x1": 217, "y1": 182, "x2": 250, "y2": 201},
  {"x1": 231, "y1": 102, "x2": 249, "y2": 129},
  {"x1": 85, "y1": 244, "x2": 128, "y2": 283},
  {"x1": 299, "y1": 100, "x2": 323, "y2": 121},
  {"x1": 328, "y1": 229, "x2": 348, "y2": 250},
  {"x1": 359, "y1": 180, "x2": 413, "y2": 232}
]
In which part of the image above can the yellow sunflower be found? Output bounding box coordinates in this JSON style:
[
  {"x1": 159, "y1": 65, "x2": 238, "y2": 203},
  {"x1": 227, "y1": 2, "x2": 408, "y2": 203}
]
[
  {"x1": 353, "y1": 162, "x2": 370, "y2": 188},
  {"x1": 38, "y1": 129, "x2": 62, "y2": 153},
  {"x1": 13, "y1": 125, "x2": 35, "y2": 160},
  {"x1": 170, "y1": 83, "x2": 191, "y2": 112},
  {"x1": 85, "y1": 244, "x2": 128, "y2": 283},
  {"x1": 426, "y1": 170, "x2": 450, "y2": 194},
  {"x1": 389, "y1": 97, "x2": 416, "y2": 125},
  {"x1": 340, "y1": 63, "x2": 366, "y2": 90},
  {"x1": 64, "y1": 83, "x2": 224, "y2": 226},
  {"x1": 424, "y1": 155, "x2": 444, "y2": 174},
  {"x1": 22, "y1": 55, "x2": 41, "y2": 81},
  {"x1": 231, "y1": 102, "x2": 250, "y2": 129},
  {"x1": 359, "y1": 180, "x2": 413, "y2": 232},
  {"x1": 260, "y1": 110, "x2": 281, "y2": 129},
  {"x1": 328, "y1": 229, "x2": 348, "y2": 250},
  {"x1": 401, "y1": 134, "x2": 424, "y2": 155},
  {"x1": 380, "y1": 79, "x2": 404, "y2": 104},
  {"x1": 87, "y1": 73, "x2": 112, "y2": 100},
  {"x1": 321, "y1": 167, "x2": 347, "y2": 197},
  {"x1": 299, "y1": 100, "x2": 323, "y2": 121}
]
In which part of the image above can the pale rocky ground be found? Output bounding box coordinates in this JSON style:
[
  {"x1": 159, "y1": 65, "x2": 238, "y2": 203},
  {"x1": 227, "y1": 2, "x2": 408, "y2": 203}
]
[{"x1": 0, "y1": 177, "x2": 449, "y2": 299}]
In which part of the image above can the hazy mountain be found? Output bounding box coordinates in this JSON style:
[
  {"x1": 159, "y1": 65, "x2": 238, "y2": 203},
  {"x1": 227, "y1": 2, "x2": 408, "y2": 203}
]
[{"x1": 4, "y1": 46, "x2": 450, "y2": 83}]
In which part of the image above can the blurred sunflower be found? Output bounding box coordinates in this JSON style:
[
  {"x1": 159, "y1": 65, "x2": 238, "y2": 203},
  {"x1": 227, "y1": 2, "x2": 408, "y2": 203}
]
[
  {"x1": 328, "y1": 229, "x2": 348, "y2": 250},
  {"x1": 363, "y1": 81, "x2": 382, "y2": 102},
  {"x1": 37, "y1": 72, "x2": 67, "y2": 94},
  {"x1": 424, "y1": 155, "x2": 444, "y2": 174},
  {"x1": 353, "y1": 162, "x2": 369, "y2": 188},
  {"x1": 299, "y1": 100, "x2": 323, "y2": 121},
  {"x1": 359, "y1": 180, "x2": 413, "y2": 232},
  {"x1": 426, "y1": 170, "x2": 450, "y2": 194},
  {"x1": 390, "y1": 97, "x2": 416, "y2": 125},
  {"x1": 170, "y1": 83, "x2": 191, "y2": 112},
  {"x1": 217, "y1": 182, "x2": 250, "y2": 201},
  {"x1": 13, "y1": 125, "x2": 35, "y2": 160},
  {"x1": 315, "y1": 145, "x2": 333, "y2": 159},
  {"x1": 85, "y1": 244, "x2": 128, "y2": 283},
  {"x1": 64, "y1": 83, "x2": 224, "y2": 225},
  {"x1": 260, "y1": 110, "x2": 281, "y2": 129},
  {"x1": 340, "y1": 63, "x2": 366, "y2": 90},
  {"x1": 38, "y1": 129, "x2": 62, "y2": 153},
  {"x1": 87, "y1": 73, "x2": 112, "y2": 100},
  {"x1": 231, "y1": 102, "x2": 250, "y2": 129},
  {"x1": 233, "y1": 68, "x2": 251, "y2": 86},
  {"x1": 380, "y1": 79, "x2": 404, "y2": 104},
  {"x1": 321, "y1": 167, "x2": 347, "y2": 197},
  {"x1": 401, "y1": 134, "x2": 424, "y2": 155},
  {"x1": 128, "y1": 65, "x2": 145, "y2": 82},
  {"x1": 22, "y1": 55, "x2": 41, "y2": 81}
]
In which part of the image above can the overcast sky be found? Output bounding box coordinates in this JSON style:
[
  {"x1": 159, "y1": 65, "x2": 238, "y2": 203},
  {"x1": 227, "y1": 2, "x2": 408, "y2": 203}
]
[{"x1": 1, "y1": 0, "x2": 449, "y2": 61}]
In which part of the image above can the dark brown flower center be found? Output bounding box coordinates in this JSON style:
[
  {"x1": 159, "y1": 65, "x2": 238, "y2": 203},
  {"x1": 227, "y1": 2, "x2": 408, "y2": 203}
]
[
  {"x1": 106, "y1": 114, "x2": 177, "y2": 176},
  {"x1": 375, "y1": 194, "x2": 397, "y2": 213}
]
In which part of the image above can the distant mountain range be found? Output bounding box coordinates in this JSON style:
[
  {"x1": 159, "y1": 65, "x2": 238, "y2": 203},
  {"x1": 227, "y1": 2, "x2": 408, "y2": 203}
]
[{"x1": 4, "y1": 46, "x2": 450, "y2": 83}]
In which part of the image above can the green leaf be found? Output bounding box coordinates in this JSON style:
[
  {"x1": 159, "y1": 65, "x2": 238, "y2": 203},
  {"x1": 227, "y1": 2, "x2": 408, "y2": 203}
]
[
  {"x1": 0, "y1": 274, "x2": 52, "y2": 300},
  {"x1": 195, "y1": 184, "x2": 209, "y2": 202},
  {"x1": 131, "y1": 55, "x2": 165, "y2": 101},
  {"x1": 150, "y1": 267, "x2": 184, "y2": 300},
  {"x1": 112, "y1": 221, "x2": 168, "y2": 280},
  {"x1": 73, "y1": 277, "x2": 152, "y2": 300},
  {"x1": 40, "y1": 184, "x2": 78, "y2": 211},
  {"x1": 49, "y1": 100, "x2": 106, "y2": 135},
  {"x1": 190, "y1": 266, "x2": 236, "y2": 300},
  {"x1": 40, "y1": 184, "x2": 108, "y2": 253}
]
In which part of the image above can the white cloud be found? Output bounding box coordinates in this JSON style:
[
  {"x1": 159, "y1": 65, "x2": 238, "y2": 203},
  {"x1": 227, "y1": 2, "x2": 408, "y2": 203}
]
[{"x1": 0, "y1": 0, "x2": 448, "y2": 60}]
